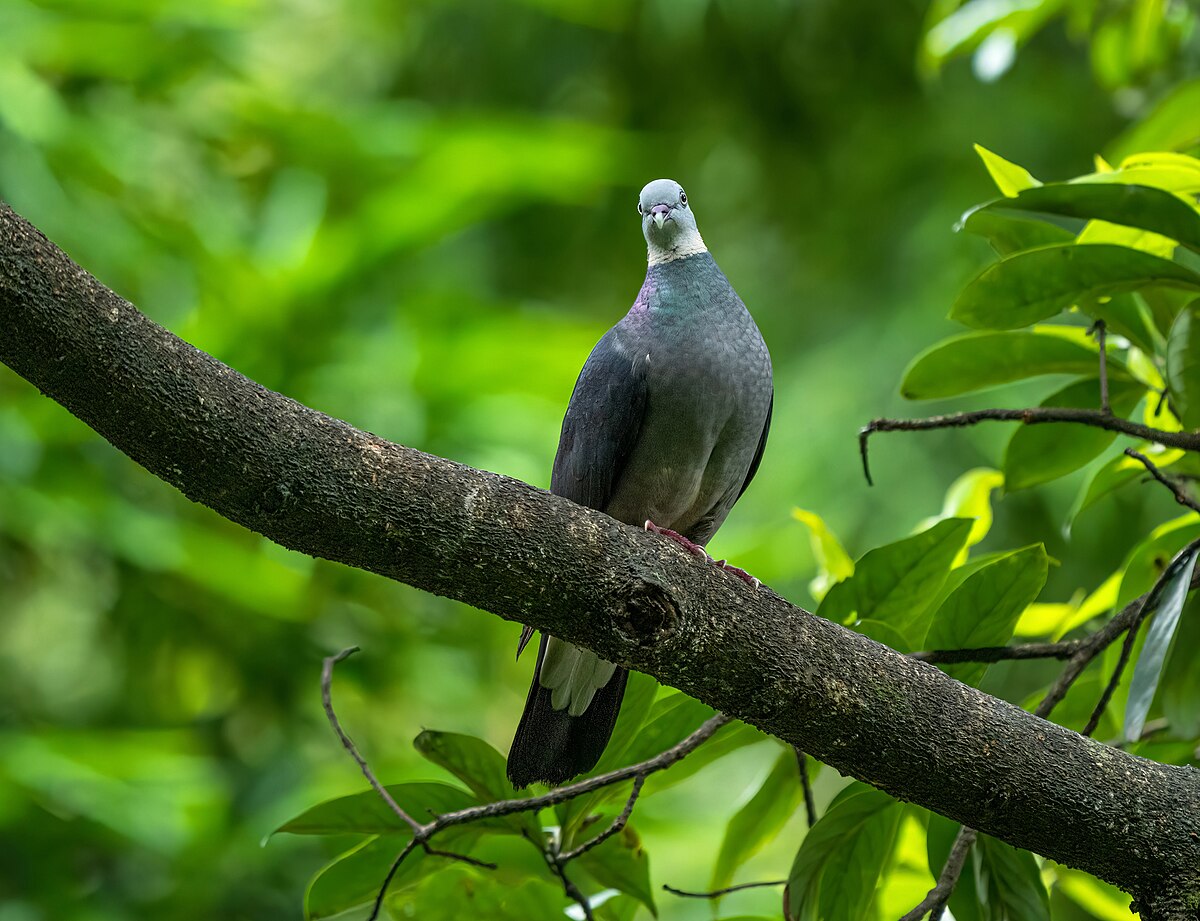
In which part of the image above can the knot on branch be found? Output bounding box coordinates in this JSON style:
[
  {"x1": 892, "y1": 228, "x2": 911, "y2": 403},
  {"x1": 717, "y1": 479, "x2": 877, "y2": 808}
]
[
  {"x1": 614, "y1": 579, "x2": 679, "y2": 646},
  {"x1": 259, "y1": 481, "x2": 292, "y2": 515}
]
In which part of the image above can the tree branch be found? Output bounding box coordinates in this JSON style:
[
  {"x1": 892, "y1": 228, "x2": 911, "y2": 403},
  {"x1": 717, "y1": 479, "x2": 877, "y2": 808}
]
[{"x1": 2, "y1": 202, "x2": 1199, "y2": 917}]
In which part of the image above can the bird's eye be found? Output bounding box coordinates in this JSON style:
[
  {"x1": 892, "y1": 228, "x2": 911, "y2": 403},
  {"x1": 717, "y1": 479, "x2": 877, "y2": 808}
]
[{"x1": 679, "y1": 191, "x2": 688, "y2": 206}]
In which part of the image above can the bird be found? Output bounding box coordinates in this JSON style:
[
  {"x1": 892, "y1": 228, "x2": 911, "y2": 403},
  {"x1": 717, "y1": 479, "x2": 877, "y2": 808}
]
[{"x1": 505, "y1": 178, "x2": 773, "y2": 788}]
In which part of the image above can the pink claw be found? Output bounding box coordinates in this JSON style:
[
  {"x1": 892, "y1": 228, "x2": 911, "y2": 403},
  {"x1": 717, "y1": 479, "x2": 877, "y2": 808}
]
[{"x1": 644, "y1": 520, "x2": 763, "y2": 589}]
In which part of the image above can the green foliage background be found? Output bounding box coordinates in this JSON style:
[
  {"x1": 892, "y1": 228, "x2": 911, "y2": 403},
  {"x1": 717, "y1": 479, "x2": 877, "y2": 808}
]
[{"x1": 0, "y1": 0, "x2": 1197, "y2": 919}]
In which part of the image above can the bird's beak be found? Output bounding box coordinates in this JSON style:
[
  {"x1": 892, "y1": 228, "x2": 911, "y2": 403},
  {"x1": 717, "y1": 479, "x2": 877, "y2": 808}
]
[{"x1": 651, "y1": 204, "x2": 671, "y2": 229}]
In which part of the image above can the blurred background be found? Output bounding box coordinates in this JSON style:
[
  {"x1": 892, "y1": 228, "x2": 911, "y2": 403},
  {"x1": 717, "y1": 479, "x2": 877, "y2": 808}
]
[{"x1": 0, "y1": 0, "x2": 1197, "y2": 918}]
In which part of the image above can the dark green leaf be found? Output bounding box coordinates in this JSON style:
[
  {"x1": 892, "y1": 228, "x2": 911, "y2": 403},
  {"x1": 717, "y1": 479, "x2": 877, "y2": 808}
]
[
  {"x1": 1162, "y1": 596, "x2": 1200, "y2": 740},
  {"x1": 950, "y1": 244, "x2": 1200, "y2": 330},
  {"x1": 927, "y1": 817, "x2": 1050, "y2": 921},
  {"x1": 1003, "y1": 377, "x2": 1144, "y2": 491},
  {"x1": 592, "y1": 670, "x2": 658, "y2": 773},
  {"x1": 1085, "y1": 292, "x2": 1160, "y2": 354},
  {"x1": 274, "y1": 781, "x2": 482, "y2": 837},
  {"x1": 1166, "y1": 300, "x2": 1200, "y2": 428},
  {"x1": 412, "y1": 730, "x2": 539, "y2": 838},
  {"x1": 967, "y1": 183, "x2": 1200, "y2": 253},
  {"x1": 923, "y1": 544, "x2": 1050, "y2": 685},
  {"x1": 1067, "y1": 448, "x2": 1179, "y2": 528},
  {"x1": 900, "y1": 330, "x2": 1123, "y2": 400},
  {"x1": 958, "y1": 208, "x2": 1076, "y2": 256},
  {"x1": 817, "y1": 519, "x2": 973, "y2": 649},
  {"x1": 784, "y1": 783, "x2": 903, "y2": 921},
  {"x1": 576, "y1": 821, "x2": 656, "y2": 916},
  {"x1": 387, "y1": 861, "x2": 568, "y2": 921},
  {"x1": 710, "y1": 746, "x2": 805, "y2": 891},
  {"x1": 1116, "y1": 516, "x2": 1200, "y2": 607},
  {"x1": 1124, "y1": 548, "x2": 1198, "y2": 742},
  {"x1": 305, "y1": 835, "x2": 446, "y2": 919}
]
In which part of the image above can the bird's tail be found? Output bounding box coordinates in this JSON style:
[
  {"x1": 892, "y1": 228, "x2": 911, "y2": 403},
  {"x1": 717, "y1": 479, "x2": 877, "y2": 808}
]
[{"x1": 506, "y1": 635, "x2": 629, "y2": 789}]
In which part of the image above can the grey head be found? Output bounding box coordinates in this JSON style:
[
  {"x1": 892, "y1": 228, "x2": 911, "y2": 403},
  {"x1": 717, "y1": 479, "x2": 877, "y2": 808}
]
[{"x1": 637, "y1": 178, "x2": 707, "y2": 264}]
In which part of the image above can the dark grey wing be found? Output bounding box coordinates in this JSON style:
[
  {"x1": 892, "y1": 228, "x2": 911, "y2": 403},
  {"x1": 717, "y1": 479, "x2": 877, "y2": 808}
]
[
  {"x1": 736, "y1": 392, "x2": 772, "y2": 500},
  {"x1": 551, "y1": 327, "x2": 649, "y2": 511}
]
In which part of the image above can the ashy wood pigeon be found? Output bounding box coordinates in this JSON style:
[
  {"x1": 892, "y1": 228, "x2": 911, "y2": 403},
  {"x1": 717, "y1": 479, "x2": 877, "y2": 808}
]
[{"x1": 506, "y1": 178, "x2": 774, "y2": 788}]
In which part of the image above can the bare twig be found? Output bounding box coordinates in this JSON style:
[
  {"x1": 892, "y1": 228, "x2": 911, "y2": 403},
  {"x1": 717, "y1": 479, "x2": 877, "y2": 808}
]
[
  {"x1": 911, "y1": 640, "x2": 1081, "y2": 664},
  {"x1": 1126, "y1": 448, "x2": 1200, "y2": 514},
  {"x1": 1091, "y1": 320, "x2": 1110, "y2": 415},
  {"x1": 795, "y1": 748, "x2": 817, "y2": 828},
  {"x1": 662, "y1": 879, "x2": 786, "y2": 899},
  {"x1": 898, "y1": 827, "x2": 977, "y2": 921},
  {"x1": 858, "y1": 409, "x2": 1200, "y2": 486},
  {"x1": 322, "y1": 648, "x2": 731, "y2": 920},
  {"x1": 557, "y1": 775, "x2": 646, "y2": 862}
]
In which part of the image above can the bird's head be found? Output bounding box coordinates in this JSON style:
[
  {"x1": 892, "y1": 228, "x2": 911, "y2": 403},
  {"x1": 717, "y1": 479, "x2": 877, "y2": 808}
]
[{"x1": 637, "y1": 179, "x2": 706, "y2": 264}]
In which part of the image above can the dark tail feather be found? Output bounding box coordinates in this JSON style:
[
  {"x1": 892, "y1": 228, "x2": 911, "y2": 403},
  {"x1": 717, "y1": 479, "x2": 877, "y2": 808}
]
[{"x1": 507, "y1": 635, "x2": 629, "y2": 788}]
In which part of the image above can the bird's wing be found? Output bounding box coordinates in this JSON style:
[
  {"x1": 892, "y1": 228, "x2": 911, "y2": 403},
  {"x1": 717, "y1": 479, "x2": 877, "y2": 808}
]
[
  {"x1": 736, "y1": 391, "x2": 773, "y2": 500},
  {"x1": 550, "y1": 327, "x2": 649, "y2": 511}
]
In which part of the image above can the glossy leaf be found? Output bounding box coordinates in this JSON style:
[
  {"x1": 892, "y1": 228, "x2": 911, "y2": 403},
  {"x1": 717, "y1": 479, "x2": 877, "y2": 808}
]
[
  {"x1": 958, "y1": 208, "x2": 1076, "y2": 256},
  {"x1": 1116, "y1": 514, "x2": 1200, "y2": 607},
  {"x1": 794, "y1": 508, "x2": 855, "y2": 602},
  {"x1": 973, "y1": 144, "x2": 1042, "y2": 197},
  {"x1": 412, "y1": 730, "x2": 538, "y2": 837},
  {"x1": 1124, "y1": 547, "x2": 1198, "y2": 742},
  {"x1": 900, "y1": 329, "x2": 1121, "y2": 399},
  {"x1": 1162, "y1": 596, "x2": 1200, "y2": 740},
  {"x1": 950, "y1": 244, "x2": 1200, "y2": 330},
  {"x1": 591, "y1": 670, "x2": 659, "y2": 772},
  {"x1": 1068, "y1": 446, "x2": 1184, "y2": 527},
  {"x1": 387, "y1": 862, "x2": 568, "y2": 920},
  {"x1": 966, "y1": 182, "x2": 1200, "y2": 253},
  {"x1": 927, "y1": 817, "x2": 1050, "y2": 921},
  {"x1": 916, "y1": 467, "x2": 1005, "y2": 566},
  {"x1": 576, "y1": 822, "x2": 656, "y2": 916},
  {"x1": 923, "y1": 544, "x2": 1049, "y2": 684},
  {"x1": 1003, "y1": 377, "x2": 1144, "y2": 491},
  {"x1": 784, "y1": 783, "x2": 903, "y2": 921},
  {"x1": 817, "y1": 519, "x2": 973, "y2": 648},
  {"x1": 1165, "y1": 300, "x2": 1200, "y2": 428},
  {"x1": 275, "y1": 781, "x2": 481, "y2": 836},
  {"x1": 710, "y1": 746, "x2": 805, "y2": 891}
]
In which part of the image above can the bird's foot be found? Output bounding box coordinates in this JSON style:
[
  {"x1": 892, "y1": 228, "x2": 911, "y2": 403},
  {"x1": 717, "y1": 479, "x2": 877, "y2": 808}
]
[
  {"x1": 645, "y1": 520, "x2": 762, "y2": 589},
  {"x1": 643, "y1": 520, "x2": 710, "y2": 559},
  {"x1": 713, "y1": 559, "x2": 762, "y2": 589}
]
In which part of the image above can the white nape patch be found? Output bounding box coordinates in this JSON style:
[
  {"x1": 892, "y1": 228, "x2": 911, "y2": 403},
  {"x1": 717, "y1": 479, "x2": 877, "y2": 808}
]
[{"x1": 647, "y1": 228, "x2": 707, "y2": 266}]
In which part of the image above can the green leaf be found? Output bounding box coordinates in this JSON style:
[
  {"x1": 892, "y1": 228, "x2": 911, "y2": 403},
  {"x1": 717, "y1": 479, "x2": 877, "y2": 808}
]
[
  {"x1": 1068, "y1": 447, "x2": 1184, "y2": 528},
  {"x1": 710, "y1": 746, "x2": 805, "y2": 891},
  {"x1": 576, "y1": 821, "x2": 657, "y2": 916},
  {"x1": 966, "y1": 183, "x2": 1200, "y2": 253},
  {"x1": 793, "y1": 507, "x2": 854, "y2": 602},
  {"x1": 1003, "y1": 377, "x2": 1144, "y2": 491},
  {"x1": 1163, "y1": 596, "x2": 1200, "y2": 740},
  {"x1": 1086, "y1": 292, "x2": 1160, "y2": 354},
  {"x1": 412, "y1": 730, "x2": 539, "y2": 837},
  {"x1": 592, "y1": 670, "x2": 658, "y2": 772},
  {"x1": 305, "y1": 834, "x2": 455, "y2": 919},
  {"x1": 950, "y1": 244, "x2": 1200, "y2": 330},
  {"x1": 1116, "y1": 514, "x2": 1200, "y2": 607},
  {"x1": 1166, "y1": 300, "x2": 1200, "y2": 428},
  {"x1": 784, "y1": 783, "x2": 903, "y2": 921},
  {"x1": 387, "y1": 861, "x2": 569, "y2": 920},
  {"x1": 1124, "y1": 547, "x2": 1198, "y2": 743},
  {"x1": 818, "y1": 519, "x2": 973, "y2": 649},
  {"x1": 923, "y1": 545, "x2": 1049, "y2": 685},
  {"x1": 900, "y1": 328, "x2": 1122, "y2": 399},
  {"x1": 927, "y1": 817, "x2": 1050, "y2": 921},
  {"x1": 958, "y1": 208, "x2": 1076, "y2": 257},
  {"x1": 275, "y1": 781, "x2": 481, "y2": 836},
  {"x1": 973, "y1": 144, "x2": 1042, "y2": 197}
]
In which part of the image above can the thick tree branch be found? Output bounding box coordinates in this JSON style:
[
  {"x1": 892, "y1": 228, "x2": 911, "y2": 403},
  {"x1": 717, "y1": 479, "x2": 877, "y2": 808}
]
[{"x1": 2, "y1": 202, "x2": 1199, "y2": 918}]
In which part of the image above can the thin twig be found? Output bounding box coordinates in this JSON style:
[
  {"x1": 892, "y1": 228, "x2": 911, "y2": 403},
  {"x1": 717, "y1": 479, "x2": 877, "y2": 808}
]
[
  {"x1": 1091, "y1": 320, "x2": 1110, "y2": 415},
  {"x1": 321, "y1": 647, "x2": 424, "y2": 837},
  {"x1": 795, "y1": 748, "x2": 817, "y2": 828},
  {"x1": 858, "y1": 409, "x2": 1200, "y2": 486},
  {"x1": 1126, "y1": 448, "x2": 1200, "y2": 514},
  {"x1": 557, "y1": 775, "x2": 646, "y2": 862},
  {"x1": 662, "y1": 879, "x2": 786, "y2": 899},
  {"x1": 322, "y1": 648, "x2": 732, "y2": 919},
  {"x1": 898, "y1": 827, "x2": 977, "y2": 921}
]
